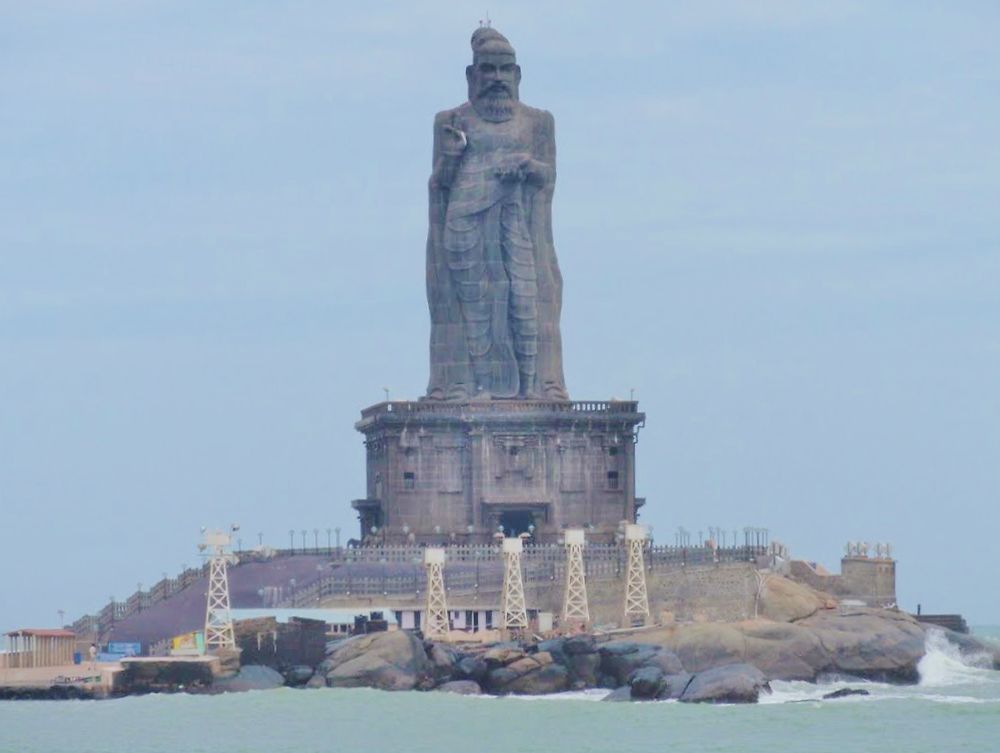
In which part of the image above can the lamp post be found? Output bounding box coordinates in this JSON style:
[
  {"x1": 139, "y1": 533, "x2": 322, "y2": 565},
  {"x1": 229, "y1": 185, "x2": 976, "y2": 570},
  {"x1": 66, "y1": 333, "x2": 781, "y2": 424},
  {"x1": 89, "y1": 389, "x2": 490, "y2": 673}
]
[
  {"x1": 300, "y1": 529, "x2": 307, "y2": 551},
  {"x1": 313, "y1": 528, "x2": 319, "y2": 550},
  {"x1": 257, "y1": 532, "x2": 263, "y2": 546},
  {"x1": 326, "y1": 528, "x2": 332, "y2": 552},
  {"x1": 288, "y1": 529, "x2": 295, "y2": 551},
  {"x1": 335, "y1": 527, "x2": 341, "y2": 549}
]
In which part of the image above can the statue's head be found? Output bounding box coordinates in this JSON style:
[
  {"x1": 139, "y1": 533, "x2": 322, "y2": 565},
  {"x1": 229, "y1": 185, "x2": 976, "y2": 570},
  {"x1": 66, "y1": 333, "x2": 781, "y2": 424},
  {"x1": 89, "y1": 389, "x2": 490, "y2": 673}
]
[{"x1": 467, "y1": 27, "x2": 520, "y2": 122}]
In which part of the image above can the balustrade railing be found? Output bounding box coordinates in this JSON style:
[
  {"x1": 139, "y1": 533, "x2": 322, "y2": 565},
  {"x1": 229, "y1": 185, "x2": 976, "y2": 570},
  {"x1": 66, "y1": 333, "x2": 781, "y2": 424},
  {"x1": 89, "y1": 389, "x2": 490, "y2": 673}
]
[
  {"x1": 72, "y1": 539, "x2": 766, "y2": 637},
  {"x1": 360, "y1": 399, "x2": 641, "y2": 420}
]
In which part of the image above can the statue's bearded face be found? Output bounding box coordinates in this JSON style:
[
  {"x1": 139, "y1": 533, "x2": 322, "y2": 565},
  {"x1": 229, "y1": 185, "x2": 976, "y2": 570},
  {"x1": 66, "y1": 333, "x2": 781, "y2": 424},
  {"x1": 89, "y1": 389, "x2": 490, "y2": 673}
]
[{"x1": 467, "y1": 52, "x2": 520, "y2": 122}]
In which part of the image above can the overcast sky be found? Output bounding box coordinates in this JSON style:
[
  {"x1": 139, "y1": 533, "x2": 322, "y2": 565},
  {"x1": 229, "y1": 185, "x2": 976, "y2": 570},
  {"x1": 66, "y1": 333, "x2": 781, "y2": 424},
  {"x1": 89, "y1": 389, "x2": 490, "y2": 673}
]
[{"x1": 2, "y1": 1, "x2": 998, "y2": 634}]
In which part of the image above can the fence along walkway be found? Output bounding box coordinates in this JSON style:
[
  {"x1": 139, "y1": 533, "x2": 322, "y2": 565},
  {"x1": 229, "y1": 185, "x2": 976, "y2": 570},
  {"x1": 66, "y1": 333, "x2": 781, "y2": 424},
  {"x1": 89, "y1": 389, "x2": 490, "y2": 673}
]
[
  {"x1": 71, "y1": 543, "x2": 766, "y2": 635},
  {"x1": 277, "y1": 544, "x2": 766, "y2": 607}
]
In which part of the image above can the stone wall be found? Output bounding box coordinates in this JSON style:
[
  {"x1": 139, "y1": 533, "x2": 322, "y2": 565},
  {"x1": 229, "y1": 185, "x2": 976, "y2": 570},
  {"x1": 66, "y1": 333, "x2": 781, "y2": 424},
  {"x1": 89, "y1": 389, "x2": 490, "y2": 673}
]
[
  {"x1": 788, "y1": 557, "x2": 896, "y2": 608},
  {"x1": 316, "y1": 562, "x2": 758, "y2": 627}
]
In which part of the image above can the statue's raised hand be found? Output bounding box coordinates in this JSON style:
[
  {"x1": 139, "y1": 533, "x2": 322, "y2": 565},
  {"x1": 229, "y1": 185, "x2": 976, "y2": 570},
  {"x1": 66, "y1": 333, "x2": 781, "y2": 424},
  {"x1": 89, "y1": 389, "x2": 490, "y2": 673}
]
[{"x1": 440, "y1": 120, "x2": 468, "y2": 156}]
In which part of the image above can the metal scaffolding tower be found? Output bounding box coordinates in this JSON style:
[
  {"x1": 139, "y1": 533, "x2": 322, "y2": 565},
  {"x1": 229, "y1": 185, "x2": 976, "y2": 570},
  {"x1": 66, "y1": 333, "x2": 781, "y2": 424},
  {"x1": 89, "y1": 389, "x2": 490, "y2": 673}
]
[
  {"x1": 562, "y1": 528, "x2": 590, "y2": 627},
  {"x1": 423, "y1": 548, "x2": 449, "y2": 639},
  {"x1": 622, "y1": 524, "x2": 650, "y2": 628},
  {"x1": 501, "y1": 536, "x2": 529, "y2": 637},
  {"x1": 200, "y1": 527, "x2": 238, "y2": 652}
]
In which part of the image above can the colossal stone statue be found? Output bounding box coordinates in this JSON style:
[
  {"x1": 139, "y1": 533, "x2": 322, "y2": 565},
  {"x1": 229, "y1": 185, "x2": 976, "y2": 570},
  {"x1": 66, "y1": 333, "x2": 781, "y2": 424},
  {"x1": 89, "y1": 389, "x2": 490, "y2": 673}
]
[{"x1": 425, "y1": 27, "x2": 569, "y2": 401}]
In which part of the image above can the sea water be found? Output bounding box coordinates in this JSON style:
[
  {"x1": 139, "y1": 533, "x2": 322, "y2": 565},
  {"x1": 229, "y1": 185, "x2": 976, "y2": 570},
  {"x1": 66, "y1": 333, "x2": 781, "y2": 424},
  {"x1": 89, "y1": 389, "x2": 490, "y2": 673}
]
[{"x1": 2, "y1": 628, "x2": 998, "y2": 753}]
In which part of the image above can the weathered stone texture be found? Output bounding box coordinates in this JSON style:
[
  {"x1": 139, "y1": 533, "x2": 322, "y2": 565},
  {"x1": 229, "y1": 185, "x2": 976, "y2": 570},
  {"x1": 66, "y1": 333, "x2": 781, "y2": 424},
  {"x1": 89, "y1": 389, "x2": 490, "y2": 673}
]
[{"x1": 353, "y1": 401, "x2": 643, "y2": 544}]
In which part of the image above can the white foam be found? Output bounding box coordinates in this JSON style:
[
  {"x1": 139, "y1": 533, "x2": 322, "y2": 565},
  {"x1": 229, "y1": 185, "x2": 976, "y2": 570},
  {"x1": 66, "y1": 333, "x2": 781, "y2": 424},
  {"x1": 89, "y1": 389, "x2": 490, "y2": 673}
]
[
  {"x1": 918, "y1": 629, "x2": 997, "y2": 688},
  {"x1": 503, "y1": 688, "x2": 612, "y2": 702}
]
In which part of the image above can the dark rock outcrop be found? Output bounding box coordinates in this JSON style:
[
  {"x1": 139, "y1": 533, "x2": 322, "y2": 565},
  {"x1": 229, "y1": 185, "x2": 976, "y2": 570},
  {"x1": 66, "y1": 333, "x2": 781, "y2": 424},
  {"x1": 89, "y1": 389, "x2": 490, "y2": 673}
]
[
  {"x1": 628, "y1": 666, "x2": 665, "y2": 699},
  {"x1": 599, "y1": 642, "x2": 683, "y2": 686},
  {"x1": 282, "y1": 665, "x2": 315, "y2": 687},
  {"x1": 601, "y1": 685, "x2": 633, "y2": 702},
  {"x1": 679, "y1": 663, "x2": 770, "y2": 704},
  {"x1": 656, "y1": 672, "x2": 693, "y2": 700},
  {"x1": 214, "y1": 665, "x2": 285, "y2": 693},
  {"x1": 455, "y1": 655, "x2": 489, "y2": 683},
  {"x1": 823, "y1": 687, "x2": 870, "y2": 699},
  {"x1": 484, "y1": 651, "x2": 570, "y2": 695}
]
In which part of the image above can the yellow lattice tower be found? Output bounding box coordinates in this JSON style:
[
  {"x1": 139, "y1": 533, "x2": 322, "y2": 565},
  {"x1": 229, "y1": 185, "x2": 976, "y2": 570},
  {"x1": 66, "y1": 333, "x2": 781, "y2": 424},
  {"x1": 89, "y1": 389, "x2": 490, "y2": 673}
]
[
  {"x1": 622, "y1": 524, "x2": 650, "y2": 628},
  {"x1": 501, "y1": 537, "x2": 529, "y2": 638},
  {"x1": 423, "y1": 548, "x2": 450, "y2": 639},
  {"x1": 562, "y1": 528, "x2": 590, "y2": 627}
]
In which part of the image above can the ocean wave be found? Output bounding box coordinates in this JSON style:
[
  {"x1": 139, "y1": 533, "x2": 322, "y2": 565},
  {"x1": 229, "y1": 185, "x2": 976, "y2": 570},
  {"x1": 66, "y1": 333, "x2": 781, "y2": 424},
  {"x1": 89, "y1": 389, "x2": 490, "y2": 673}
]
[
  {"x1": 918, "y1": 629, "x2": 998, "y2": 687},
  {"x1": 499, "y1": 688, "x2": 612, "y2": 702}
]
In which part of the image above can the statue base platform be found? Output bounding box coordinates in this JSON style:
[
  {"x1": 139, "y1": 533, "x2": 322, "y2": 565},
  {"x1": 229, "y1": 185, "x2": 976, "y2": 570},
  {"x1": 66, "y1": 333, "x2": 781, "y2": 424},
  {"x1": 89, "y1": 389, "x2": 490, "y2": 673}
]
[{"x1": 352, "y1": 400, "x2": 645, "y2": 545}]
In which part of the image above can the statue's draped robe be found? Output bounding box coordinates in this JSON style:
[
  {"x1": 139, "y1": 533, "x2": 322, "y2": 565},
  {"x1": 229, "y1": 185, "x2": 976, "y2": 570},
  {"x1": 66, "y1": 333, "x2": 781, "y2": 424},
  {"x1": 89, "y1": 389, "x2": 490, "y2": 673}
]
[{"x1": 425, "y1": 102, "x2": 568, "y2": 400}]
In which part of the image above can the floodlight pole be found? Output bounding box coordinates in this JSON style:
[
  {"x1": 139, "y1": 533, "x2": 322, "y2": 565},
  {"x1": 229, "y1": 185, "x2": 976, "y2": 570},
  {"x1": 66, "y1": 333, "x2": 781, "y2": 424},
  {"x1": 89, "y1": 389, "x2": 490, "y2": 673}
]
[
  {"x1": 562, "y1": 528, "x2": 590, "y2": 628},
  {"x1": 423, "y1": 548, "x2": 449, "y2": 639},
  {"x1": 202, "y1": 528, "x2": 237, "y2": 652},
  {"x1": 501, "y1": 537, "x2": 529, "y2": 639},
  {"x1": 622, "y1": 524, "x2": 650, "y2": 628}
]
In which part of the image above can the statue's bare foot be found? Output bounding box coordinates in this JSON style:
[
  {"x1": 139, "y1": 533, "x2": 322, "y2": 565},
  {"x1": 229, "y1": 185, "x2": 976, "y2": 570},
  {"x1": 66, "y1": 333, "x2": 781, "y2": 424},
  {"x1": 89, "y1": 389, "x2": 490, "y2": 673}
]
[
  {"x1": 543, "y1": 384, "x2": 570, "y2": 401},
  {"x1": 445, "y1": 384, "x2": 473, "y2": 402}
]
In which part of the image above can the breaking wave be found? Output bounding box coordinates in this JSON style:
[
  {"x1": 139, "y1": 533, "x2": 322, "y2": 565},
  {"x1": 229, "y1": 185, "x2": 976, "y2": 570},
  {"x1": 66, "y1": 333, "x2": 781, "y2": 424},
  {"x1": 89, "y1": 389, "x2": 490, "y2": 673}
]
[{"x1": 917, "y1": 628, "x2": 996, "y2": 687}]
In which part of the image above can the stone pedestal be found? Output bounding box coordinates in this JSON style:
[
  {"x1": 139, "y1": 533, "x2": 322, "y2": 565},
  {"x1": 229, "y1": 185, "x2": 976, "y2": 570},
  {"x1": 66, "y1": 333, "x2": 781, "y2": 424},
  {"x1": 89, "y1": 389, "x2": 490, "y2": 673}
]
[{"x1": 352, "y1": 400, "x2": 645, "y2": 545}]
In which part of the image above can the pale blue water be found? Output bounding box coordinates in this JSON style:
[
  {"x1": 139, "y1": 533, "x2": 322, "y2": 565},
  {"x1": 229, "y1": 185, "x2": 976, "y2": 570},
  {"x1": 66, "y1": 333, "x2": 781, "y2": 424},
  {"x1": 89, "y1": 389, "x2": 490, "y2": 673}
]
[{"x1": 2, "y1": 628, "x2": 998, "y2": 753}]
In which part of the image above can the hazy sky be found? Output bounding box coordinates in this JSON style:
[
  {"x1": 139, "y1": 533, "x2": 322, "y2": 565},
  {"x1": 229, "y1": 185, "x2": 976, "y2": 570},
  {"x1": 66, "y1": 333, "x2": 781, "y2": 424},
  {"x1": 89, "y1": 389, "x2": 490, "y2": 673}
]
[{"x1": 2, "y1": 1, "x2": 998, "y2": 634}]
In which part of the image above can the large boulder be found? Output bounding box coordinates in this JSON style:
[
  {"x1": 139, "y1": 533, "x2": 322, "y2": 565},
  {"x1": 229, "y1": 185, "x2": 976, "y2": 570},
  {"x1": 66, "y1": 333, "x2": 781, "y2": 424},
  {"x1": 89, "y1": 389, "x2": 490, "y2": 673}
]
[
  {"x1": 282, "y1": 665, "x2": 316, "y2": 687},
  {"x1": 798, "y1": 608, "x2": 925, "y2": 683},
  {"x1": 540, "y1": 635, "x2": 599, "y2": 687},
  {"x1": 214, "y1": 665, "x2": 285, "y2": 693},
  {"x1": 537, "y1": 638, "x2": 568, "y2": 665},
  {"x1": 628, "y1": 607, "x2": 925, "y2": 684},
  {"x1": 599, "y1": 642, "x2": 683, "y2": 686},
  {"x1": 680, "y1": 663, "x2": 770, "y2": 704},
  {"x1": 758, "y1": 575, "x2": 828, "y2": 622},
  {"x1": 324, "y1": 631, "x2": 431, "y2": 691},
  {"x1": 657, "y1": 672, "x2": 693, "y2": 700},
  {"x1": 601, "y1": 685, "x2": 633, "y2": 702},
  {"x1": 649, "y1": 624, "x2": 747, "y2": 673},
  {"x1": 564, "y1": 635, "x2": 598, "y2": 655},
  {"x1": 628, "y1": 666, "x2": 665, "y2": 699},
  {"x1": 566, "y1": 652, "x2": 601, "y2": 688},
  {"x1": 426, "y1": 642, "x2": 461, "y2": 684},
  {"x1": 305, "y1": 672, "x2": 327, "y2": 689},
  {"x1": 436, "y1": 680, "x2": 482, "y2": 695},
  {"x1": 455, "y1": 655, "x2": 488, "y2": 683},
  {"x1": 740, "y1": 621, "x2": 830, "y2": 681},
  {"x1": 484, "y1": 651, "x2": 570, "y2": 695},
  {"x1": 482, "y1": 644, "x2": 526, "y2": 667}
]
